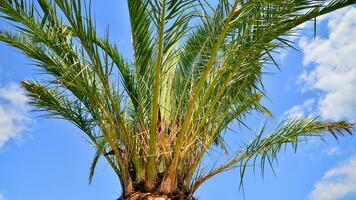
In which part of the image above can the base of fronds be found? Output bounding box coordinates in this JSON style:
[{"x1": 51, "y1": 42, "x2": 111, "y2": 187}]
[{"x1": 118, "y1": 192, "x2": 196, "y2": 200}]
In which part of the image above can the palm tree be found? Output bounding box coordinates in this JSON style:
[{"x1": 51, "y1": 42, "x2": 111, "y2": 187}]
[{"x1": 0, "y1": 0, "x2": 355, "y2": 199}]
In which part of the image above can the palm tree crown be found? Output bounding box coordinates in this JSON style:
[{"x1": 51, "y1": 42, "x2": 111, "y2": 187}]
[{"x1": 0, "y1": 0, "x2": 355, "y2": 199}]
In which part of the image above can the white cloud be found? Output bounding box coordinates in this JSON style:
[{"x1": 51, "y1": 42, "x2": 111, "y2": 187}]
[
  {"x1": 324, "y1": 147, "x2": 341, "y2": 156},
  {"x1": 0, "y1": 193, "x2": 5, "y2": 200},
  {"x1": 309, "y1": 155, "x2": 356, "y2": 200},
  {"x1": 298, "y1": 7, "x2": 356, "y2": 120},
  {"x1": 284, "y1": 98, "x2": 316, "y2": 119},
  {"x1": 0, "y1": 83, "x2": 30, "y2": 148}
]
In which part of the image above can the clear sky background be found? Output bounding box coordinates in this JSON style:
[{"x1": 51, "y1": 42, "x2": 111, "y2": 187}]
[{"x1": 0, "y1": 1, "x2": 356, "y2": 200}]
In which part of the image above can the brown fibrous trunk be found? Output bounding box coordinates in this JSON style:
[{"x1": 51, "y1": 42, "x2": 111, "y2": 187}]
[
  {"x1": 123, "y1": 192, "x2": 170, "y2": 200},
  {"x1": 120, "y1": 191, "x2": 195, "y2": 200}
]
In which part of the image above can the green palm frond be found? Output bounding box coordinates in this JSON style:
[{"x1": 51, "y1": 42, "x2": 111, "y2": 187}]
[
  {"x1": 89, "y1": 148, "x2": 102, "y2": 184},
  {"x1": 191, "y1": 119, "x2": 354, "y2": 193}
]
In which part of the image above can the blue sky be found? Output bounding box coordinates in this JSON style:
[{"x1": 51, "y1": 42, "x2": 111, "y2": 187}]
[{"x1": 1, "y1": 1, "x2": 356, "y2": 200}]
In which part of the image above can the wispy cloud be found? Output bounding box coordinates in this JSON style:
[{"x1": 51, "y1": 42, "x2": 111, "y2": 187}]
[
  {"x1": 298, "y1": 7, "x2": 356, "y2": 120},
  {"x1": 0, "y1": 193, "x2": 5, "y2": 200},
  {"x1": 0, "y1": 83, "x2": 30, "y2": 148},
  {"x1": 309, "y1": 155, "x2": 356, "y2": 200},
  {"x1": 324, "y1": 147, "x2": 342, "y2": 156},
  {"x1": 284, "y1": 98, "x2": 316, "y2": 119}
]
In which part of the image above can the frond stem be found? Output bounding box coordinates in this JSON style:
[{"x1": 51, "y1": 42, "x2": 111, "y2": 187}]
[{"x1": 147, "y1": 0, "x2": 167, "y2": 189}]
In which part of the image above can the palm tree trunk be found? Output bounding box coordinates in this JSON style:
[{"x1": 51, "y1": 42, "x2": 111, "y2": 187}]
[
  {"x1": 122, "y1": 191, "x2": 195, "y2": 200},
  {"x1": 123, "y1": 193, "x2": 170, "y2": 200}
]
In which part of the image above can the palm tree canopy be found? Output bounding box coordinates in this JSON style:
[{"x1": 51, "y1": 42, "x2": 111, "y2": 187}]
[{"x1": 0, "y1": 0, "x2": 355, "y2": 199}]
